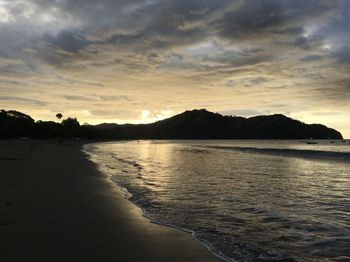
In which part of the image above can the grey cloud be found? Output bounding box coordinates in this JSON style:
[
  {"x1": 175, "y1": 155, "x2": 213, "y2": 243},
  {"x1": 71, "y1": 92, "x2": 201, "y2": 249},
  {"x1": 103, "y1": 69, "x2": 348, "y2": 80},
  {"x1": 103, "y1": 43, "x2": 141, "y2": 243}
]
[
  {"x1": 63, "y1": 95, "x2": 93, "y2": 101},
  {"x1": 0, "y1": 61, "x2": 37, "y2": 76},
  {"x1": 46, "y1": 30, "x2": 92, "y2": 53},
  {"x1": 63, "y1": 95, "x2": 131, "y2": 102},
  {"x1": 183, "y1": 41, "x2": 272, "y2": 70},
  {"x1": 226, "y1": 80, "x2": 235, "y2": 87},
  {"x1": 293, "y1": 35, "x2": 325, "y2": 50},
  {"x1": 99, "y1": 95, "x2": 131, "y2": 101},
  {"x1": 0, "y1": 96, "x2": 47, "y2": 106},
  {"x1": 266, "y1": 85, "x2": 288, "y2": 90},
  {"x1": 249, "y1": 76, "x2": 268, "y2": 85},
  {"x1": 294, "y1": 36, "x2": 309, "y2": 47},
  {"x1": 225, "y1": 76, "x2": 269, "y2": 88},
  {"x1": 106, "y1": 34, "x2": 141, "y2": 45},
  {"x1": 300, "y1": 55, "x2": 325, "y2": 62},
  {"x1": 0, "y1": 79, "x2": 28, "y2": 86},
  {"x1": 241, "y1": 76, "x2": 269, "y2": 86},
  {"x1": 331, "y1": 46, "x2": 350, "y2": 63},
  {"x1": 0, "y1": 0, "x2": 344, "y2": 73},
  {"x1": 275, "y1": 26, "x2": 304, "y2": 35},
  {"x1": 217, "y1": 0, "x2": 340, "y2": 37}
]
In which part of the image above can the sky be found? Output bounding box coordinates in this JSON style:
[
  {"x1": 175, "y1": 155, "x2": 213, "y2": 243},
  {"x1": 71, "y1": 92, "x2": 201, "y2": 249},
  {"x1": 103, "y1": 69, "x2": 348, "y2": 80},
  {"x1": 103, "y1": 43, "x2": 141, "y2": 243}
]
[{"x1": 0, "y1": 0, "x2": 349, "y2": 137}]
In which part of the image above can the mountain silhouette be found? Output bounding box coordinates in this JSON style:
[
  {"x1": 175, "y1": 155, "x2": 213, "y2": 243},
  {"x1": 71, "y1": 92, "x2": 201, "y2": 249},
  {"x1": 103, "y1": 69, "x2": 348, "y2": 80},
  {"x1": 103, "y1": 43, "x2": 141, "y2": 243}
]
[
  {"x1": 0, "y1": 109, "x2": 343, "y2": 139},
  {"x1": 95, "y1": 109, "x2": 342, "y2": 139}
]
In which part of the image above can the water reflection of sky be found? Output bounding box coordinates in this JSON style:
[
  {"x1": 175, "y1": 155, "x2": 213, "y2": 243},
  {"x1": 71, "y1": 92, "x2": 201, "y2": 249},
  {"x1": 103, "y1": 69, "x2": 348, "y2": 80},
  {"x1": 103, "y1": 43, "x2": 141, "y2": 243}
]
[{"x1": 86, "y1": 140, "x2": 350, "y2": 261}]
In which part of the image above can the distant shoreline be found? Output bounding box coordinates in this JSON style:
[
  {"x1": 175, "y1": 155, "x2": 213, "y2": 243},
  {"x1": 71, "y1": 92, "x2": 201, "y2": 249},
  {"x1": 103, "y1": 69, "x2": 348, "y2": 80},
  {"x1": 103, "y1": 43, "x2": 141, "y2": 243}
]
[{"x1": 1, "y1": 109, "x2": 343, "y2": 140}]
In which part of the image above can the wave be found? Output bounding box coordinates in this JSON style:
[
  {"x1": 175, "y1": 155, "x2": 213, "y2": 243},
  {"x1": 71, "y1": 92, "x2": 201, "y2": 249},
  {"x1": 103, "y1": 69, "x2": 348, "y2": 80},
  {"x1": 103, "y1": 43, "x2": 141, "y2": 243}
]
[
  {"x1": 84, "y1": 142, "x2": 350, "y2": 261},
  {"x1": 202, "y1": 146, "x2": 350, "y2": 160}
]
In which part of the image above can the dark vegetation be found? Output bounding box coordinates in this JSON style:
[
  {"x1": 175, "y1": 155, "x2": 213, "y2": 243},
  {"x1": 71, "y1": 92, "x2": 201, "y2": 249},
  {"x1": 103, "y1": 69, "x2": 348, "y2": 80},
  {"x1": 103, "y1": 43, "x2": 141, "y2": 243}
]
[{"x1": 0, "y1": 109, "x2": 343, "y2": 140}]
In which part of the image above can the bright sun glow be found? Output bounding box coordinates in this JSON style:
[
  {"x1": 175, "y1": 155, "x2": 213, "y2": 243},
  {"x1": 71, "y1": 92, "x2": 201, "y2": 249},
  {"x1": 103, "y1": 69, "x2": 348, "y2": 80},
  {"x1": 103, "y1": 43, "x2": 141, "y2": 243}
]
[
  {"x1": 140, "y1": 110, "x2": 174, "y2": 123},
  {"x1": 141, "y1": 110, "x2": 151, "y2": 118}
]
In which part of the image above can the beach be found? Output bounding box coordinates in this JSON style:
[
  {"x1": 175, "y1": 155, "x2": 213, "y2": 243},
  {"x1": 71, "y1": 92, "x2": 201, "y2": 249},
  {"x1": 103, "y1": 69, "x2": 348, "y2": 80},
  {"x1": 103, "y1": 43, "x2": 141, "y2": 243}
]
[{"x1": 0, "y1": 140, "x2": 220, "y2": 262}]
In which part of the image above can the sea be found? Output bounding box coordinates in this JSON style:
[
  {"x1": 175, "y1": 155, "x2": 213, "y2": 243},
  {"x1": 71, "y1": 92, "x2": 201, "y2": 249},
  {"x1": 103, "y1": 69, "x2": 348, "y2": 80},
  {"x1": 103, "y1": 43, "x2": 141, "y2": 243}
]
[{"x1": 83, "y1": 140, "x2": 350, "y2": 262}]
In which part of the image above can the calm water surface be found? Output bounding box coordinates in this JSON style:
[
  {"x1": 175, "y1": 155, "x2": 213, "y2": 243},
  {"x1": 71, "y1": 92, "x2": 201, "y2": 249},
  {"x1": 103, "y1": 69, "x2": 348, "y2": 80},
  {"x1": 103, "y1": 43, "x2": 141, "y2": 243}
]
[{"x1": 84, "y1": 140, "x2": 350, "y2": 261}]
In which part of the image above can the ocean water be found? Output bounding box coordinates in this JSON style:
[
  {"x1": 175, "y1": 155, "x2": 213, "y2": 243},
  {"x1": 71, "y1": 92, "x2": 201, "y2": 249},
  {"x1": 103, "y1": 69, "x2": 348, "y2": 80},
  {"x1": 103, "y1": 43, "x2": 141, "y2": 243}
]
[{"x1": 83, "y1": 140, "x2": 350, "y2": 261}]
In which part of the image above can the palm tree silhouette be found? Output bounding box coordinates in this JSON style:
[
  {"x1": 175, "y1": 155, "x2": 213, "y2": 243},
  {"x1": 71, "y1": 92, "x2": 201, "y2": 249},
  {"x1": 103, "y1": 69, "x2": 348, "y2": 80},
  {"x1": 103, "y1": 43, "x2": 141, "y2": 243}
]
[{"x1": 56, "y1": 113, "x2": 63, "y2": 121}]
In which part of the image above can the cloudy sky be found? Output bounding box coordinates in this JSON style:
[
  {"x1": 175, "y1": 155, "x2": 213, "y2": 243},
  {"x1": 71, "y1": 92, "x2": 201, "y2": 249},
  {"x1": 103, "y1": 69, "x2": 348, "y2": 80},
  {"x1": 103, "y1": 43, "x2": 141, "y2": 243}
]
[{"x1": 0, "y1": 0, "x2": 349, "y2": 137}]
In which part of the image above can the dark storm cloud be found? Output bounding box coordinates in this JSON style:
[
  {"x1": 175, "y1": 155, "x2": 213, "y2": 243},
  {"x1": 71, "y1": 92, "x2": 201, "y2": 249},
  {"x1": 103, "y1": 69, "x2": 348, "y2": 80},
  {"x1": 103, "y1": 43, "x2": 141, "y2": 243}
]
[
  {"x1": 293, "y1": 35, "x2": 324, "y2": 50},
  {"x1": 216, "y1": 0, "x2": 340, "y2": 38},
  {"x1": 0, "y1": 0, "x2": 345, "y2": 69},
  {"x1": 45, "y1": 30, "x2": 92, "y2": 53}
]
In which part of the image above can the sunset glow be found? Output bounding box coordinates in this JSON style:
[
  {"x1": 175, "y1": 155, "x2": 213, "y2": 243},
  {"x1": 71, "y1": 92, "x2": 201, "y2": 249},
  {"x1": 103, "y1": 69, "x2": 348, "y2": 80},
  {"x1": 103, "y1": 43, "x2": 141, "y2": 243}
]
[{"x1": 0, "y1": 0, "x2": 349, "y2": 137}]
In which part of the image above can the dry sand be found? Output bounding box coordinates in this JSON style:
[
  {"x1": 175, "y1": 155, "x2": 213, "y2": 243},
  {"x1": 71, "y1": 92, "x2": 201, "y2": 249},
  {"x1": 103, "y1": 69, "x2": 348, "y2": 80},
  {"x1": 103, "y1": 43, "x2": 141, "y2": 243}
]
[{"x1": 0, "y1": 140, "x2": 221, "y2": 262}]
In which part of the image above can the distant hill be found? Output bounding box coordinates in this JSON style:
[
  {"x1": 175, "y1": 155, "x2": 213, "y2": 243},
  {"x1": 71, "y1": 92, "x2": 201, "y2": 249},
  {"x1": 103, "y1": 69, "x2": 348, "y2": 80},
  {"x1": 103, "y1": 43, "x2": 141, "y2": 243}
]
[
  {"x1": 100, "y1": 109, "x2": 342, "y2": 139},
  {"x1": 0, "y1": 109, "x2": 343, "y2": 139}
]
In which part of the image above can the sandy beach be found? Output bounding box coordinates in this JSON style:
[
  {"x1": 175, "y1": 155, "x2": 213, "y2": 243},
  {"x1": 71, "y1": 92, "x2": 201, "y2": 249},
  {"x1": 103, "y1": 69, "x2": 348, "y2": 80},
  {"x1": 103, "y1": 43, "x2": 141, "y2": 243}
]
[{"x1": 0, "y1": 140, "x2": 220, "y2": 262}]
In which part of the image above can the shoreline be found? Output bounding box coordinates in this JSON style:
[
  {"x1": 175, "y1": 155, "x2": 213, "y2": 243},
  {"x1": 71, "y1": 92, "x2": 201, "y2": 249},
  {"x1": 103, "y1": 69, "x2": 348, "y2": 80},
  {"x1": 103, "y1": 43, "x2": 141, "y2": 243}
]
[
  {"x1": 0, "y1": 139, "x2": 220, "y2": 262},
  {"x1": 83, "y1": 141, "x2": 232, "y2": 262}
]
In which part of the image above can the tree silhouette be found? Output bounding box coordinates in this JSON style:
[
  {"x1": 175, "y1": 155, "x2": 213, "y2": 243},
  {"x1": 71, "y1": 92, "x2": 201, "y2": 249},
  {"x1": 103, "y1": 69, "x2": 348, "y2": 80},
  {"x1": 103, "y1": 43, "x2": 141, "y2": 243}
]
[
  {"x1": 56, "y1": 113, "x2": 63, "y2": 121},
  {"x1": 62, "y1": 117, "x2": 80, "y2": 129}
]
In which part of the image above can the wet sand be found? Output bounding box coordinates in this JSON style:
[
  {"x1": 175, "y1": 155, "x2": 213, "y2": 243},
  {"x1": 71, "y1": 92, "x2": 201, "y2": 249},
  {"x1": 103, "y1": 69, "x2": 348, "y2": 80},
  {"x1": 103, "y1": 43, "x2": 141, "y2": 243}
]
[{"x1": 0, "y1": 140, "x2": 220, "y2": 262}]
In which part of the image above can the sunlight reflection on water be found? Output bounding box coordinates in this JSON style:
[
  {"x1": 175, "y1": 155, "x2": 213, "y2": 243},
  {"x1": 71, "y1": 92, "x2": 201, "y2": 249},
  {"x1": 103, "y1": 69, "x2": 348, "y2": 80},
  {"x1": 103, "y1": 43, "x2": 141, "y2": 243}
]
[{"x1": 85, "y1": 140, "x2": 350, "y2": 261}]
